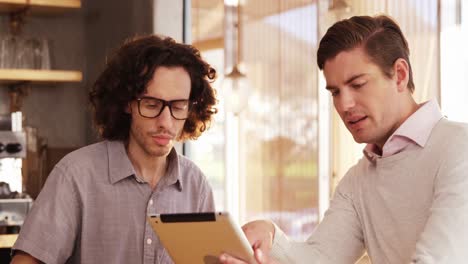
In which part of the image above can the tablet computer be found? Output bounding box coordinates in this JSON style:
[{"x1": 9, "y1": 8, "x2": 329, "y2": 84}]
[{"x1": 148, "y1": 212, "x2": 256, "y2": 264}]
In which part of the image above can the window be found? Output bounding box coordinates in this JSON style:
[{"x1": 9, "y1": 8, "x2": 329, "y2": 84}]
[
  {"x1": 189, "y1": 0, "x2": 322, "y2": 240},
  {"x1": 441, "y1": 0, "x2": 468, "y2": 122}
]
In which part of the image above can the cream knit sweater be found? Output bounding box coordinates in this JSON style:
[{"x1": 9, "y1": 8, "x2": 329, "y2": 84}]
[{"x1": 271, "y1": 118, "x2": 468, "y2": 264}]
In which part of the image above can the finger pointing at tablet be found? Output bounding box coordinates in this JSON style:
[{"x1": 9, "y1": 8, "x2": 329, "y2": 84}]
[
  {"x1": 220, "y1": 248, "x2": 278, "y2": 264},
  {"x1": 219, "y1": 220, "x2": 277, "y2": 264}
]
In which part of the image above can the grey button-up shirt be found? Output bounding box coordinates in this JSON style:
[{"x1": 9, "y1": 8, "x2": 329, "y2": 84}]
[{"x1": 13, "y1": 140, "x2": 215, "y2": 264}]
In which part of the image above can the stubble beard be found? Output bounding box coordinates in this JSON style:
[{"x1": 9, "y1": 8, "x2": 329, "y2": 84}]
[{"x1": 131, "y1": 127, "x2": 172, "y2": 158}]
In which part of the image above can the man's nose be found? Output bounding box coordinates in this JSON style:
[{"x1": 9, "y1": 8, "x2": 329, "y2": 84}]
[
  {"x1": 156, "y1": 106, "x2": 173, "y2": 126},
  {"x1": 335, "y1": 90, "x2": 356, "y2": 112}
]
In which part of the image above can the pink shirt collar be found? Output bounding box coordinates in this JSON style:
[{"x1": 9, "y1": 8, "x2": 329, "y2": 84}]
[{"x1": 364, "y1": 99, "x2": 443, "y2": 161}]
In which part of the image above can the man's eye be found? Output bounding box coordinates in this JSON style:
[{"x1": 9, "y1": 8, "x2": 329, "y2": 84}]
[
  {"x1": 172, "y1": 102, "x2": 188, "y2": 110},
  {"x1": 351, "y1": 82, "x2": 366, "y2": 89},
  {"x1": 330, "y1": 90, "x2": 339, "y2": 97},
  {"x1": 142, "y1": 101, "x2": 161, "y2": 109}
]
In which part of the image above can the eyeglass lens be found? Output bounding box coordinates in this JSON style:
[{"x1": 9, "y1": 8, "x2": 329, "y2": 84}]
[{"x1": 138, "y1": 97, "x2": 190, "y2": 119}]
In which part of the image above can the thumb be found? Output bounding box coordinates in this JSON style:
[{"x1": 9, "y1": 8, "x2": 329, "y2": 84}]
[{"x1": 254, "y1": 248, "x2": 266, "y2": 263}]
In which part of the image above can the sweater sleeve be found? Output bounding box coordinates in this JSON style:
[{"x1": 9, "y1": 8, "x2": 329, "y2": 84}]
[
  {"x1": 270, "y1": 168, "x2": 365, "y2": 264},
  {"x1": 411, "y1": 129, "x2": 468, "y2": 263}
]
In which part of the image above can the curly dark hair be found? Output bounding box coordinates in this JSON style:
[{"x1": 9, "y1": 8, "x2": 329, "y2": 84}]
[{"x1": 89, "y1": 34, "x2": 218, "y2": 141}]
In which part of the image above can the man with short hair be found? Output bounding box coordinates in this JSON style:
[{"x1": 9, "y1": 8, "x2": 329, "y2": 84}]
[
  {"x1": 220, "y1": 15, "x2": 468, "y2": 264},
  {"x1": 11, "y1": 35, "x2": 218, "y2": 264}
]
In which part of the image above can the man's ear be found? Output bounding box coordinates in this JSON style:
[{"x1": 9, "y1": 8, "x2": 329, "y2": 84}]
[
  {"x1": 125, "y1": 102, "x2": 132, "y2": 114},
  {"x1": 393, "y1": 58, "x2": 410, "y2": 93}
]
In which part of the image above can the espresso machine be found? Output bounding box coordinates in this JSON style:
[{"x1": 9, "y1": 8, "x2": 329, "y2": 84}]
[{"x1": 0, "y1": 112, "x2": 32, "y2": 231}]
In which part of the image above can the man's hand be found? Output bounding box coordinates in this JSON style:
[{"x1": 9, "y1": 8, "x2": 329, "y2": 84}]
[
  {"x1": 220, "y1": 248, "x2": 279, "y2": 264},
  {"x1": 10, "y1": 251, "x2": 42, "y2": 264},
  {"x1": 219, "y1": 220, "x2": 277, "y2": 264}
]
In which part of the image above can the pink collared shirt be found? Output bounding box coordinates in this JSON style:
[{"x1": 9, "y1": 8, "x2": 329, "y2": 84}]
[{"x1": 364, "y1": 99, "x2": 443, "y2": 160}]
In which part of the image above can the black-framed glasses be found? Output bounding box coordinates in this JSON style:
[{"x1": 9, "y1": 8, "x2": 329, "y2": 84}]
[{"x1": 136, "y1": 96, "x2": 195, "y2": 120}]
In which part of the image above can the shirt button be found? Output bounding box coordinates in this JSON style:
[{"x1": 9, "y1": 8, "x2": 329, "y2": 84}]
[
  {"x1": 147, "y1": 238, "x2": 152, "y2": 245},
  {"x1": 149, "y1": 199, "x2": 153, "y2": 205}
]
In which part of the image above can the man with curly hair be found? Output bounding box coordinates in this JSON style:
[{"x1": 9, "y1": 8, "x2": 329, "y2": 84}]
[{"x1": 11, "y1": 35, "x2": 218, "y2": 264}]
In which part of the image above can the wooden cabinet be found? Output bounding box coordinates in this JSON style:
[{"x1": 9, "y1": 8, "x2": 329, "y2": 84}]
[
  {"x1": 0, "y1": 234, "x2": 17, "y2": 248},
  {"x1": 0, "y1": 69, "x2": 82, "y2": 84},
  {"x1": 0, "y1": 0, "x2": 82, "y2": 249},
  {"x1": 0, "y1": 0, "x2": 81, "y2": 14},
  {"x1": 0, "y1": 0, "x2": 82, "y2": 84}
]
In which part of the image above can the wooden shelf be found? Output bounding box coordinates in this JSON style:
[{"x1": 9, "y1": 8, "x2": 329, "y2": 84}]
[
  {"x1": 0, "y1": 234, "x2": 17, "y2": 248},
  {"x1": 0, "y1": 0, "x2": 80, "y2": 14},
  {"x1": 0, "y1": 69, "x2": 83, "y2": 84}
]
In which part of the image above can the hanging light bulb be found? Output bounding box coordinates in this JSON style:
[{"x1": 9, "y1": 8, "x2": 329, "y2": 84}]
[
  {"x1": 224, "y1": 0, "x2": 239, "y2": 7},
  {"x1": 221, "y1": 0, "x2": 250, "y2": 115},
  {"x1": 328, "y1": 0, "x2": 351, "y2": 13},
  {"x1": 320, "y1": 0, "x2": 353, "y2": 36},
  {"x1": 328, "y1": 0, "x2": 352, "y2": 20},
  {"x1": 222, "y1": 65, "x2": 250, "y2": 115}
]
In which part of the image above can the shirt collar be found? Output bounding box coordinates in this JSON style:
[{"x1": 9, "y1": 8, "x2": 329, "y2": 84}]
[
  {"x1": 389, "y1": 99, "x2": 443, "y2": 147},
  {"x1": 107, "y1": 140, "x2": 183, "y2": 191},
  {"x1": 363, "y1": 99, "x2": 443, "y2": 160},
  {"x1": 107, "y1": 140, "x2": 136, "y2": 184}
]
